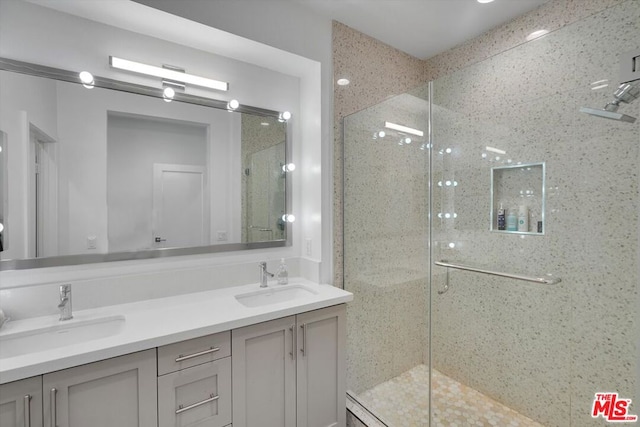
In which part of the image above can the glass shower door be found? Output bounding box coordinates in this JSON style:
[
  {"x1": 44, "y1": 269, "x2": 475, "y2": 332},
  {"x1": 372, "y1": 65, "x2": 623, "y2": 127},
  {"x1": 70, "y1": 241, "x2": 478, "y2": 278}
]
[{"x1": 343, "y1": 90, "x2": 431, "y2": 426}]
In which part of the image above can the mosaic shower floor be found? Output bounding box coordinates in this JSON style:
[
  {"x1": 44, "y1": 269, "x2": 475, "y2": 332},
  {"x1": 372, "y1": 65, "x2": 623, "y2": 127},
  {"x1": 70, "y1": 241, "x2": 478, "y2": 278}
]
[{"x1": 357, "y1": 364, "x2": 544, "y2": 427}]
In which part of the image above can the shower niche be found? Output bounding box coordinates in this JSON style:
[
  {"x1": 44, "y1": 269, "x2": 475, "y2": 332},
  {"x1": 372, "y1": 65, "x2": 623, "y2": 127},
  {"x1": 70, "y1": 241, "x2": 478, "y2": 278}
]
[{"x1": 490, "y1": 162, "x2": 545, "y2": 235}]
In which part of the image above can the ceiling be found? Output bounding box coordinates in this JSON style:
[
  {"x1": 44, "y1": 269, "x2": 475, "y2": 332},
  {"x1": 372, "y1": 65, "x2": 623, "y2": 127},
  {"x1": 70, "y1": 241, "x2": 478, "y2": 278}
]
[{"x1": 291, "y1": 0, "x2": 549, "y2": 59}]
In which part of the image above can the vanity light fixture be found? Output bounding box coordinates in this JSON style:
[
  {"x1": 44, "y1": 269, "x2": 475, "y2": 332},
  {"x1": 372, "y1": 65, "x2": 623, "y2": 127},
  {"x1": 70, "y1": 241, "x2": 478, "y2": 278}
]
[
  {"x1": 282, "y1": 163, "x2": 296, "y2": 172},
  {"x1": 477, "y1": 0, "x2": 494, "y2": 3},
  {"x1": 227, "y1": 99, "x2": 240, "y2": 111},
  {"x1": 278, "y1": 111, "x2": 292, "y2": 122},
  {"x1": 0, "y1": 222, "x2": 4, "y2": 233},
  {"x1": 282, "y1": 214, "x2": 296, "y2": 223},
  {"x1": 162, "y1": 87, "x2": 175, "y2": 102},
  {"x1": 79, "y1": 71, "x2": 94, "y2": 89},
  {"x1": 384, "y1": 121, "x2": 424, "y2": 137},
  {"x1": 110, "y1": 56, "x2": 229, "y2": 91},
  {"x1": 282, "y1": 214, "x2": 296, "y2": 222}
]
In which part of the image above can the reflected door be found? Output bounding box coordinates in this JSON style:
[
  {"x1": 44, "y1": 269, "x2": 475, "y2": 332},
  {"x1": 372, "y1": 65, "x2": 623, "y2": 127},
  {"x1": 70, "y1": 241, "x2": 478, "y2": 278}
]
[{"x1": 152, "y1": 164, "x2": 209, "y2": 248}]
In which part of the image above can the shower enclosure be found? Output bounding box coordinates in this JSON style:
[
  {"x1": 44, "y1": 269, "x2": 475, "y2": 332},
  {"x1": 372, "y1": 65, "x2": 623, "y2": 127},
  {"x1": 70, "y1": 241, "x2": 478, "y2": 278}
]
[{"x1": 343, "y1": 2, "x2": 639, "y2": 426}]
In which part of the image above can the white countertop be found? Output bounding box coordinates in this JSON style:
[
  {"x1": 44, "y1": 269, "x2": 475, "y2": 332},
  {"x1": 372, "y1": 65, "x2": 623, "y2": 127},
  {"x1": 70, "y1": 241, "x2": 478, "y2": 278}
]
[{"x1": 0, "y1": 279, "x2": 353, "y2": 384}]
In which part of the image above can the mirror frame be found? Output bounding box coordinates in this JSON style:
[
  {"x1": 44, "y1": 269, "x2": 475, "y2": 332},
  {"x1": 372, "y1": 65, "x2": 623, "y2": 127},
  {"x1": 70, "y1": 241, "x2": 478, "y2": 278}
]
[{"x1": 0, "y1": 57, "x2": 292, "y2": 270}]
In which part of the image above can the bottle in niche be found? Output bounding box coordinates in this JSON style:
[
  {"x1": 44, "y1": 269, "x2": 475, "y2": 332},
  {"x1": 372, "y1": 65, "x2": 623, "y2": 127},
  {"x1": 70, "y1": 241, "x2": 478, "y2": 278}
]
[
  {"x1": 497, "y1": 203, "x2": 506, "y2": 230},
  {"x1": 506, "y1": 208, "x2": 517, "y2": 231},
  {"x1": 517, "y1": 205, "x2": 529, "y2": 232},
  {"x1": 276, "y1": 258, "x2": 289, "y2": 285}
]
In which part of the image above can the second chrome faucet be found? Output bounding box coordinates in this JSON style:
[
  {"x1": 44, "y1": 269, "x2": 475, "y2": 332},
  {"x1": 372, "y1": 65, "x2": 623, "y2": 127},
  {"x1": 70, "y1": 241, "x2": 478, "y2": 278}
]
[
  {"x1": 58, "y1": 284, "x2": 73, "y2": 321},
  {"x1": 258, "y1": 262, "x2": 274, "y2": 288}
]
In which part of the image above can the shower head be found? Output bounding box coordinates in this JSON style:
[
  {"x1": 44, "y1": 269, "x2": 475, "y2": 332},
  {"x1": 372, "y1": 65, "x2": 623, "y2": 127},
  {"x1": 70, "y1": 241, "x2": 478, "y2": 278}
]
[
  {"x1": 579, "y1": 106, "x2": 637, "y2": 123},
  {"x1": 580, "y1": 82, "x2": 639, "y2": 123}
]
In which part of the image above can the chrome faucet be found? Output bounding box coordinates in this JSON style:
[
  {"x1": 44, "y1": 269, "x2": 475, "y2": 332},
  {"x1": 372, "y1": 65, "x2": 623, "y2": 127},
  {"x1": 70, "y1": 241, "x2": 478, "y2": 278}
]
[
  {"x1": 258, "y1": 262, "x2": 274, "y2": 288},
  {"x1": 58, "y1": 284, "x2": 73, "y2": 321}
]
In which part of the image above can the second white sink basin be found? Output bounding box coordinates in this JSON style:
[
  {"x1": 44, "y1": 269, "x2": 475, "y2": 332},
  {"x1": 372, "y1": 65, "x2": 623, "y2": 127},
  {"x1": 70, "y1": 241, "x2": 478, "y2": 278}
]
[
  {"x1": 0, "y1": 315, "x2": 126, "y2": 359},
  {"x1": 235, "y1": 284, "x2": 318, "y2": 308}
]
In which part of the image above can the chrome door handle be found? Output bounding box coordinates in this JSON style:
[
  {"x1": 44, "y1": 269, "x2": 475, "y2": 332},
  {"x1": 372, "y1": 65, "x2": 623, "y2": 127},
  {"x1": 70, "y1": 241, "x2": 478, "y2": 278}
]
[
  {"x1": 175, "y1": 393, "x2": 219, "y2": 414},
  {"x1": 300, "y1": 323, "x2": 307, "y2": 356},
  {"x1": 50, "y1": 388, "x2": 57, "y2": 427},
  {"x1": 175, "y1": 347, "x2": 220, "y2": 363},
  {"x1": 23, "y1": 395, "x2": 31, "y2": 427}
]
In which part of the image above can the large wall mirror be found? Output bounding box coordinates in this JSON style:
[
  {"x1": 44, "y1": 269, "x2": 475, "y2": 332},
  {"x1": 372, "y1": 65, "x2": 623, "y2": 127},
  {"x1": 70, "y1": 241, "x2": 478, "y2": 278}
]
[{"x1": 0, "y1": 58, "x2": 292, "y2": 270}]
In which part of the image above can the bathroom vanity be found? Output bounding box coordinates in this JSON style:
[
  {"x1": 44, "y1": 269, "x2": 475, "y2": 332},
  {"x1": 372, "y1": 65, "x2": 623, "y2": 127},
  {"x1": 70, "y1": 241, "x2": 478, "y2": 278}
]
[{"x1": 0, "y1": 280, "x2": 352, "y2": 427}]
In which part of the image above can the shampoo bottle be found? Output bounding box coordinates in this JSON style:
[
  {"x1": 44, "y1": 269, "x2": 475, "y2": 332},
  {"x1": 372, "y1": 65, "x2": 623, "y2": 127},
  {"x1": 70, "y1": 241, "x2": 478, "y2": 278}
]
[
  {"x1": 517, "y1": 205, "x2": 529, "y2": 232},
  {"x1": 276, "y1": 258, "x2": 289, "y2": 285},
  {"x1": 506, "y1": 209, "x2": 517, "y2": 231},
  {"x1": 497, "y1": 203, "x2": 506, "y2": 230}
]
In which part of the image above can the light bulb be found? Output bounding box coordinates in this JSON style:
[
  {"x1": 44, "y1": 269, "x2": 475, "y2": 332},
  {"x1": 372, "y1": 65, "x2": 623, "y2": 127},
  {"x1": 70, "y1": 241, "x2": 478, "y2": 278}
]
[
  {"x1": 404, "y1": 137, "x2": 412, "y2": 144},
  {"x1": 79, "y1": 71, "x2": 94, "y2": 89},
  {"x1": 163, "y1": 87, "x2": 175, "y2": 103},
  {"x1": 282, "y1": 163, "x2": 296, "y2": 172},
  {"x1": 279, "y1": 111, "x2": 292, "y2": 122},
  {"x1": 227, "y1": 99, "x2": 239, "y2": 110},
  {"x1": 0, "y1": 222, "x2": 3, "y2": 233},
  {"x1": 378, "y1": 131, "x2": 386, "y2": 138},
  {"x1": 282, "y1": 214, "x2": 295, "y2": 223},
  {"x1": 445, "y1": 148, "x2": 452, "y2": 154}
]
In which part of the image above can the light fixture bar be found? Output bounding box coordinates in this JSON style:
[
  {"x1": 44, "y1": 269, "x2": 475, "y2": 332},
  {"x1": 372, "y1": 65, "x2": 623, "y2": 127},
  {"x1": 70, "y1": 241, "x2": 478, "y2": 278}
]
[
  {"x1": 384, "y1": 121, "x2": 424, "y2": 137},
  {"x1": 110, "y1": 56, "x2": 228, "y2": 91}
]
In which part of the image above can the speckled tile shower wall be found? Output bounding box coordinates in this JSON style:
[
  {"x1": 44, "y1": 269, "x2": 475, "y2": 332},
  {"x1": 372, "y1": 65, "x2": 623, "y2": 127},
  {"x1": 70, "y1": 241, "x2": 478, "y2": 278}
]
[{"x1": 430, "y1": 2, "x2": 639, "y2": 426}]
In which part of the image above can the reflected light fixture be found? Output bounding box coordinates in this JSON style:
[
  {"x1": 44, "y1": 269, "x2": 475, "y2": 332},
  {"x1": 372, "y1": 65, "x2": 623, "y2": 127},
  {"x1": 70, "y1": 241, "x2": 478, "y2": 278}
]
[
  {"x1": 526, "y1": 29, "x2": 549, "y2": 41},
  {"x1": 282, "y1": 163, "x2": 296, "y2": 172},
  {"x1": 110, "y1": 56, "x2": 229, "y2": 91},
  {"x1": 384, "y1": 121, "x2": 424, "y2": 137},
  {"x1": 485, "y1": 146, "x2": 506, "y2": 154},
  {"x1": 79, "y1": 71, "x2": 94, "y2": 89},
  {"x1": 0, "y1": 222, "x2": 3, "y2": 232},
  {"x1": 337, "y1": 78, "x2": 350, "y2": 86},
  {"x1": 282, "y1": 214, "x2": 296, "y2": 223},
  {"x1": 477, "y1": 0, "x2": 494, "y2": 3}
]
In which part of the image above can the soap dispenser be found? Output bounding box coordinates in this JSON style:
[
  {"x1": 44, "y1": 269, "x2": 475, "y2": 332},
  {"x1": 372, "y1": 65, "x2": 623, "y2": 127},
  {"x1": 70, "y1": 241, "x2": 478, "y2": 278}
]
[{"x1": 276, "y1": 258, "x2": 289, "y2": 285}]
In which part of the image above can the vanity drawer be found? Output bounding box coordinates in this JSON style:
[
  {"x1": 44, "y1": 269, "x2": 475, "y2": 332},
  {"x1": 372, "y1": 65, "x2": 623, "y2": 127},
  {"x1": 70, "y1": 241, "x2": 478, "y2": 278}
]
[
  {"x1": 158, "y1": 358, "x2": 231, "y2": 427},
  {"x1": 158, "y1": 331, "x2": 231, "y2": 375}
]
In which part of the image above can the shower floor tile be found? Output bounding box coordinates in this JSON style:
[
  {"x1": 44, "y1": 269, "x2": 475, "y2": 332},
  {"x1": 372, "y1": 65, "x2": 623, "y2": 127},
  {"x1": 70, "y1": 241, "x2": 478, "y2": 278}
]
[{"x1": 357, "y1": 365, "x2": 544, "y2": 427}]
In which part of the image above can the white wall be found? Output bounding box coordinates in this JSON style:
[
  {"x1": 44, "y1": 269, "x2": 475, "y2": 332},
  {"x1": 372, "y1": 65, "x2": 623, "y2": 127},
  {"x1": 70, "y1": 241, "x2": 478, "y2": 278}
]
[
  {"x1": 0, "y1": 0, "x2": 329, "y2": 318},
  {"x1": 0, "y1": 71, "x2": 59, "y2": 260}
]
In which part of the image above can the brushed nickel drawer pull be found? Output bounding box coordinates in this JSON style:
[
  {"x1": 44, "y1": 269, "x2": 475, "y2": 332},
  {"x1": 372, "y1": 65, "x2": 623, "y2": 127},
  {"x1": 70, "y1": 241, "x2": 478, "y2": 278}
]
[
  {"x1": 50, "y1": 388, "x2": 57, "y2": 427},
  {"x1": 175, "y1": 394, "x2": 219, "y2": 414},
  {"x1": 23, "y1": 395, "x2": 31, "y2": 427},
  {"x1": 175, "y1": 347, "x2": 220, "y2": 363}
]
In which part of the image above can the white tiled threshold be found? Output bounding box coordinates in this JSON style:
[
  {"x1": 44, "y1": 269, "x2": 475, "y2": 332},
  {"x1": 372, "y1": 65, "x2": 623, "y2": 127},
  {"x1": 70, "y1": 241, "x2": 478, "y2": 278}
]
[{"x1": 357, "y1": 365, "x2": 543, "y2": 427}]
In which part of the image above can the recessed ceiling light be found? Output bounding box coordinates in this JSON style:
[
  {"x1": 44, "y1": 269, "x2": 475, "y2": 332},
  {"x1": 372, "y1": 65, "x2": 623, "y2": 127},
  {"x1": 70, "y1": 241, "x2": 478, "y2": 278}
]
[
  {"x1": 337, "y1": 78, "x2": 350, "y2": 86},
  {"x1": 526, "y1": 29, "x2": 549, "y2": 41},
  {"x1": 477, "y1": 0, "x2": 495, "y2": 3}
]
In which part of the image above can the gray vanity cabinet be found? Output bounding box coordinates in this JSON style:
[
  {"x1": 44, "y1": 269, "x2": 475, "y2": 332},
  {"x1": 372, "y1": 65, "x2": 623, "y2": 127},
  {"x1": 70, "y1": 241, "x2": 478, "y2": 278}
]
[
  {"x1": 231, "y1": 304, "x2": 346, "y2": 427},
  {"x1": 42, "y1": 349, "x2": 157, "y2": 427},
  {"x1": 0, "y1": 376, "x2": 43, "y2": 427},
  {"x1": 157, "y1": 332, "x2": 232, "y2": 427}
]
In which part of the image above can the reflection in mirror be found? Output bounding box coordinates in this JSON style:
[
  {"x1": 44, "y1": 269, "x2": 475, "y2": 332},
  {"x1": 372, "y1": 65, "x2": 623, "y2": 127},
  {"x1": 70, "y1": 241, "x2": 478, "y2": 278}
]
[{"x1": 0, "y1": 60, "x2": 290, "y2": 269}]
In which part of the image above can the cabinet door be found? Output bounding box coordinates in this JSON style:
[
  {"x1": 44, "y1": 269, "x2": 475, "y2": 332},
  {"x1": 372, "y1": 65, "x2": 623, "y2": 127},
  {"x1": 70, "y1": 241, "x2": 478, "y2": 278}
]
[
  {"x1": 296, "y1": 305, "x2": 347, "y2": 427},
  {"x1": 232, "y1": 316, "x2": 296, "y2": 427},
  {"x1": 158, "y1": 358, "x2": 231, "y2": 427},
  {"x1": 0, "y1": 376, "x2": 43, "y2": 427},
  {"x1": 42, "y1": 349, "x2": 157, "y2": 427}
]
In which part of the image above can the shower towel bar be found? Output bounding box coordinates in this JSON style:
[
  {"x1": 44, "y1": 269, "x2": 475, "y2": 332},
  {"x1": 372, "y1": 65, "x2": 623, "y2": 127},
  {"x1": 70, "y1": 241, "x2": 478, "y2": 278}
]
[{"x1": 435, "y1": 260, "x2": 561, "y2": 285}]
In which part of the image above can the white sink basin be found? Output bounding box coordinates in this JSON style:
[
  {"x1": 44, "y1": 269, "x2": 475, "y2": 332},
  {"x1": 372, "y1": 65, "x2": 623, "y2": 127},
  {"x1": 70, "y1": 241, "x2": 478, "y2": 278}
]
[
  {"x1": 0, "y1": 315, "x2": 126, "y2": 359},
  {"x1": 235, "y1": 284, "x2": 317, "y2": 308}
]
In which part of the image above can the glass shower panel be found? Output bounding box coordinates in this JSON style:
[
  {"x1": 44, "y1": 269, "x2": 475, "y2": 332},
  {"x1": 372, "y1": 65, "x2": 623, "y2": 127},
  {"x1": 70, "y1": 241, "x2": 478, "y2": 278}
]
[{"x1": 343, "y1": 89, "x2": 430, "y2": 426}]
